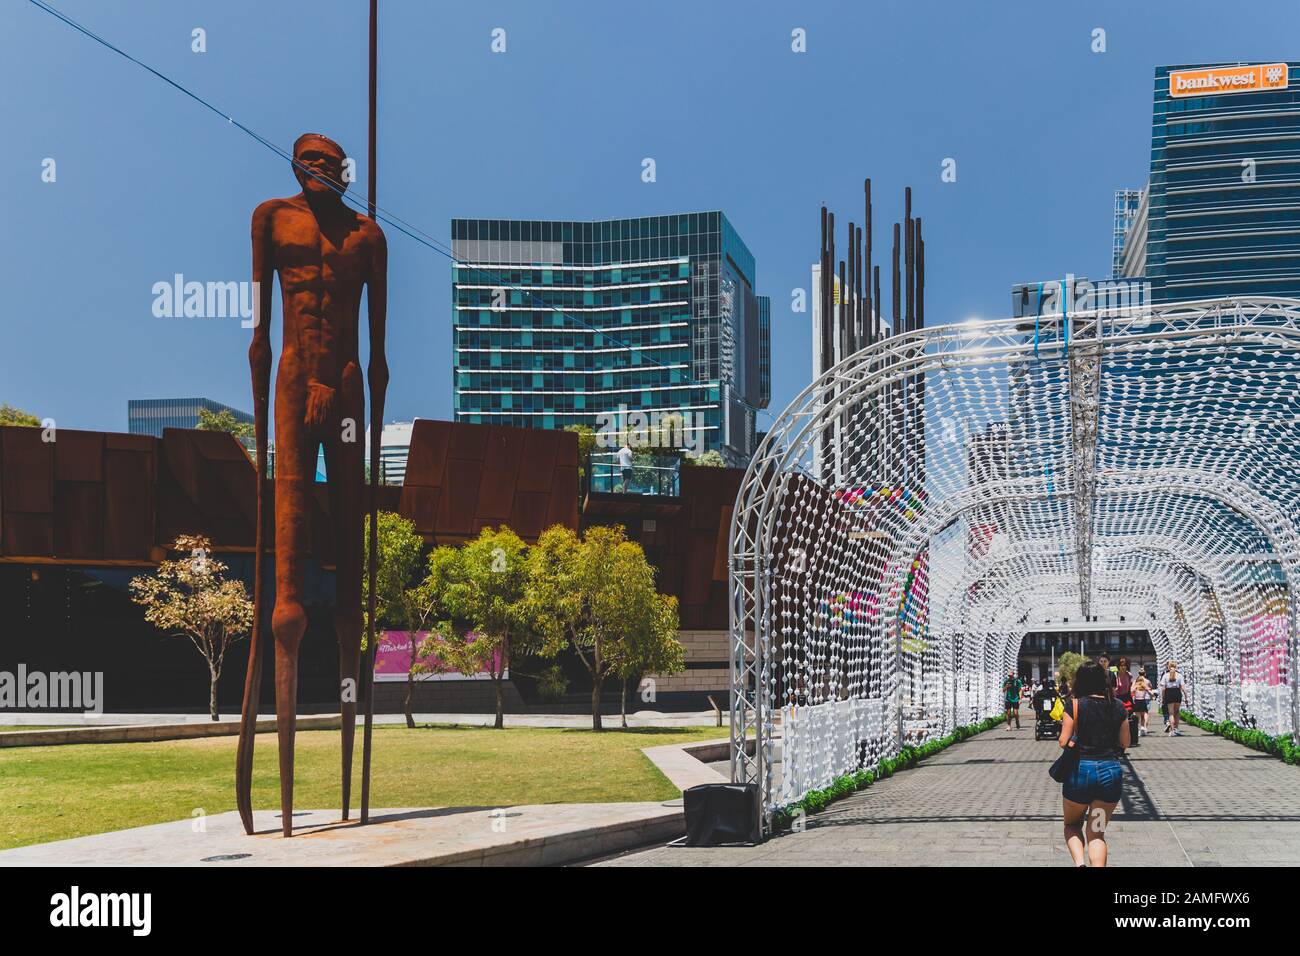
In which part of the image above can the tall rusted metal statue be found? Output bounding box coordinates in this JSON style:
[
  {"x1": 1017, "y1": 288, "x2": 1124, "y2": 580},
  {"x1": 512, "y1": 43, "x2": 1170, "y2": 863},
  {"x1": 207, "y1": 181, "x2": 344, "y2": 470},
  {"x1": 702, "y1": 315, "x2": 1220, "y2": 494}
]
[{"x1": 234, "y1": 132, "x2": 388, "y2": 837}]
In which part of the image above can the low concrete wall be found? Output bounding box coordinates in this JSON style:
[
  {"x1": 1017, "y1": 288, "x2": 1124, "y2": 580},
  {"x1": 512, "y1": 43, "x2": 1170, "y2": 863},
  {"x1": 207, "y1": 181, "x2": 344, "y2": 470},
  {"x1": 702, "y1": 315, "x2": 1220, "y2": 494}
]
[{"x1": 0, "y1": 714, "x2": 341, "y2": 748}]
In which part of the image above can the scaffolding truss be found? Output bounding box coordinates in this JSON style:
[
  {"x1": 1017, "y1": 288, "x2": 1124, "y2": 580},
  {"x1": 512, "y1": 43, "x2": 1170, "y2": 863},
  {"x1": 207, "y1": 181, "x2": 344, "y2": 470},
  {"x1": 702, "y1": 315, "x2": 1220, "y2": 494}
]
[{"x1": 730, "y1": 297, "x2": 1300, "y2": 824}]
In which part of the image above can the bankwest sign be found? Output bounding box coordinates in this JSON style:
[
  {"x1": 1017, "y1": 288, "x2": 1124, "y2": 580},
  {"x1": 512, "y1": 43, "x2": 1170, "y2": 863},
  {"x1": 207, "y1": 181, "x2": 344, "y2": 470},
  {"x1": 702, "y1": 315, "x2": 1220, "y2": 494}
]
[{"x1": 1169, "y1": 63, "x2": 1288, "y2": 98}]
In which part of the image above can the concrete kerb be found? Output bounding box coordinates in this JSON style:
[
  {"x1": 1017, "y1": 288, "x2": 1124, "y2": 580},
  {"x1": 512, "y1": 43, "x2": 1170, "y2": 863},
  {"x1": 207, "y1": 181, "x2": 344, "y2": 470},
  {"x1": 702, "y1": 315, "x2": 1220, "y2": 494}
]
[
  {"x1": 640, "y1": 736, "x2": 755, "y2": 790},
  {"x1": 0, "y1": 714, "x2": 342, "y2": 748},
  {"x1": 0, "y1": 804, "x2": 688, "y2": 868}
]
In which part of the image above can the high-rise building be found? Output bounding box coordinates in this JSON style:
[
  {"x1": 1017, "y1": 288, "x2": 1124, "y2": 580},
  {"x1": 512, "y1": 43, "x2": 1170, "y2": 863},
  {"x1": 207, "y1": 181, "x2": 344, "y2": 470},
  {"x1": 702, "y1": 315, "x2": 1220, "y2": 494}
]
[
  {"x1": 1142, "y1": 62, "x2": 1300, "y2": 302},
  {"x1": 1116, "y1": 188, "x2": 1149, "y2": 279},
  {"x1": 810, "y1": 263, "x2": 883, "y2": 380},
  {"x1": 1112, "y1": 189, "x2": 1145, "y2": 278},
  {"x1": 365, "y1": 420, "x2": 415, "y2": 485},
  {"x1": 127, "y1": 397, "x2": 252, "y2": 439},
  {"x1": 450, "y1": 213, "x2": 770, "y2": 466}
]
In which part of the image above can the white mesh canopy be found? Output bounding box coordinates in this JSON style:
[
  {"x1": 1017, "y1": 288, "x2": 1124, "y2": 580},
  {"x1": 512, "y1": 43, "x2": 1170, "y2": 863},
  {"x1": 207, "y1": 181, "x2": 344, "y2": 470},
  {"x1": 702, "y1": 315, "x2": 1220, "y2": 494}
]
[{"x1": 730, "y1": 297, "x2": 1300, "y2": 818}]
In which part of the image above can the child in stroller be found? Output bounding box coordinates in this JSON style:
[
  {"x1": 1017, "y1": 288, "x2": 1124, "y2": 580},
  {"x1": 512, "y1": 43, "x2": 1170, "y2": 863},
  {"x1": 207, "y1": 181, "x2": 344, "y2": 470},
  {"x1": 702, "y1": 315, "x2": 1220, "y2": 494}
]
[{"x1": 1033, "y1": 680, "x2": 1062, "y2": 740}]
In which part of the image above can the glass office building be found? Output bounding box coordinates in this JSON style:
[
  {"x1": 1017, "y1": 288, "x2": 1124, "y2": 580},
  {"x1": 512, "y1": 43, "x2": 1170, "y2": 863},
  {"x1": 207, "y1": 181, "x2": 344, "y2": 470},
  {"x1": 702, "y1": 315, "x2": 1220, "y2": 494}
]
[
  {"x1": 1146, "y1": 62, "x2": 1300, "y2": 302},
  {"x1": 127, "y1": 397, "x2": 252, "y2": 438},
  {"x1": 451, "y1": 212, "x2": 771, "y2": 466},
  {"x1": 1113, "y1": 189, "x2": 1145, "y2": 278}
]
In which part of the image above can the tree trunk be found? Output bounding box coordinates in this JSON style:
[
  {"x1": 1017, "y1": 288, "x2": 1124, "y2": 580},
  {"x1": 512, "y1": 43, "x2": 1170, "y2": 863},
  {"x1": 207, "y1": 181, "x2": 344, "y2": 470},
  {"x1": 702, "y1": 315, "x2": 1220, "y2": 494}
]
[
  {"x1": 591, "y1": 675, "x2": 604, "y2": 732},
  {"x1": 209, "y1": 665, "x2": 220, "y2": 721},
  {"x1": 620, "y1": 678, "x2": 628, "y2": 728},
  {"x1": 405, "y1": 629, "x2": 419, "y2": 729},
  {"x1": 493, "y1": 675, "x2": 504, "y2": 729}
]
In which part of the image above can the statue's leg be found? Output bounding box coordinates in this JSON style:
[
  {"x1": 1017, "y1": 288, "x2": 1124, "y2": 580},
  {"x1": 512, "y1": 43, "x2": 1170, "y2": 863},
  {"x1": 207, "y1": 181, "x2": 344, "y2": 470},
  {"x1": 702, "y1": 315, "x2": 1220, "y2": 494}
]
[
  {"x1": 272, "y1": 385, "x2": 314, "y2": 837},
  {"x1": 325, "y1": 362, "x2": 365, "y2": 821}
]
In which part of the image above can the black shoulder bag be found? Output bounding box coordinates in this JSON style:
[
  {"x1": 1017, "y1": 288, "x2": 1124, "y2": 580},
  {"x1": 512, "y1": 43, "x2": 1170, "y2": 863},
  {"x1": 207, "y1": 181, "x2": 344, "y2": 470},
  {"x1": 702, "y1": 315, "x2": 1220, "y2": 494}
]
[{"x1": 1048, "y1": 699, "x2": 1081, "y2": 783}]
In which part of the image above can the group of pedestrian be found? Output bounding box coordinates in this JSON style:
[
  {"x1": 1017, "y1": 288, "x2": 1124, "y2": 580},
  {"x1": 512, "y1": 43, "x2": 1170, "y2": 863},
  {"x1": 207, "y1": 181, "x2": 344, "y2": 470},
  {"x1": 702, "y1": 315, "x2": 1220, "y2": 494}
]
[{"x1": 1051, "y1": 657, "x2": 1188, "y2": 866}]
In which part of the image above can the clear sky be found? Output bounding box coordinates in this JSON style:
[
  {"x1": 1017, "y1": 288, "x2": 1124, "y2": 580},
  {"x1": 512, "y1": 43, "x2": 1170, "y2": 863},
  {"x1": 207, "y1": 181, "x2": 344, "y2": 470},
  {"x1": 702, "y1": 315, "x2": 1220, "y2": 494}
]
[{"x1": 4, "y1": 0, "x2": 1298, "y2": 435}]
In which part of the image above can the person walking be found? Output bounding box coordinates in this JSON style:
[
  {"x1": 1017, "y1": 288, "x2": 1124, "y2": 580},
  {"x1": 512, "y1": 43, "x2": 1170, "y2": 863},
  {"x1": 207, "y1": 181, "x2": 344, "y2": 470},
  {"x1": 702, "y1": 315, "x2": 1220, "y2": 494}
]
[
  {"x1": 1115, "y1": 657, "x2": 1133, "y2": 705},
  {"x1": 1097, "y1": 654, "x2": 1118, "y2": 693},
  {"x1": 1160, "y1": 661, "x2": 1186, "y2": 736},
  {"x1": 1131, "y1": 673, "x2": 1153, "y2": 735},
  {"x1": 1114, "y1": 656, "x2": 1134, "y2": 735},
  {"x1": 1003, "y1": 670, "x2": 1023, "y2": 730},
  {"x1": 1058, "y1": 660, "x2": 1130, "y2": 867}
]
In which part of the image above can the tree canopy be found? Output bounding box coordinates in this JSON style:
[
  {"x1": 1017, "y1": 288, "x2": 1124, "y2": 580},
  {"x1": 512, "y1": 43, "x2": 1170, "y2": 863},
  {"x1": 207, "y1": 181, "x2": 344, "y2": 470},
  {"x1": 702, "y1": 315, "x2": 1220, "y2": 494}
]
[
  {"x1": 416, "y1": 526, "x2": 544, "y2": 728},
  {"x1": 363, "y1": 511, "x2": 428, "y2": 727},
  {"x1": 0, "y1": 404, "x2": 40, "y2": 427},
  {"x1": 128, "y1": 534, "x2": 253, "y2": 720},
  {"x1": 196, "y1": 406, "x2": 254, "y2": 440},
  {"x1": 527, "y1": 524, "x2": 682, "y2": 730}
]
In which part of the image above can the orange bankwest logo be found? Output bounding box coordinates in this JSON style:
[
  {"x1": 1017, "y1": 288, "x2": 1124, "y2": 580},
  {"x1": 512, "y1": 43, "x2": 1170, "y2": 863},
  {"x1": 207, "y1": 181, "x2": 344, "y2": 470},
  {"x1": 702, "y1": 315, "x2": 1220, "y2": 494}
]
[{"x1": 1169, "y1": 63, "x2": 1288, "y2": 98}]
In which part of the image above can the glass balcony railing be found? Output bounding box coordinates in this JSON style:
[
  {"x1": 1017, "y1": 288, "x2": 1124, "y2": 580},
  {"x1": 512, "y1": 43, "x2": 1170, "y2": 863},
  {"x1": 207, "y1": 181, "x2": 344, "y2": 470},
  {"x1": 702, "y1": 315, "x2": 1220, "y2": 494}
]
[{"x1": 589, "y1": 451, "x2": 681, "y2": 497}]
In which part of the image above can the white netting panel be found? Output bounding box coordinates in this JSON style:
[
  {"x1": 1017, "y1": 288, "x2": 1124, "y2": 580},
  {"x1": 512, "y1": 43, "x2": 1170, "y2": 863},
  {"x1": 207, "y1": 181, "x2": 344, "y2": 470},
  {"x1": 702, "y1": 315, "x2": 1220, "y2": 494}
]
[{"x1": 731, "y1": 299, "x2": 1300, "y2": 815}]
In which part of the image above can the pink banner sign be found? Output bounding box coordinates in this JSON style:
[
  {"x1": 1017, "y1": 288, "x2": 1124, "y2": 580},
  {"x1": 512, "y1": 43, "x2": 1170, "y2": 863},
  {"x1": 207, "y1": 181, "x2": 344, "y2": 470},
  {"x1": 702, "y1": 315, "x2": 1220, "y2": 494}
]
[{"x1": 373, "y1": 630, "x2": 505, "y2": 683}]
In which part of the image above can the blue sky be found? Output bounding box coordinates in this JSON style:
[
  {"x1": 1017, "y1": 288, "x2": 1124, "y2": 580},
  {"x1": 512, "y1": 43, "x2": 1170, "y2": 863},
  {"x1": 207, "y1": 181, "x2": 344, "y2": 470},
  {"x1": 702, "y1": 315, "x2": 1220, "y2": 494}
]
[{"x1": 3, "y1": 0, "x2": 1298, "y2": 435}]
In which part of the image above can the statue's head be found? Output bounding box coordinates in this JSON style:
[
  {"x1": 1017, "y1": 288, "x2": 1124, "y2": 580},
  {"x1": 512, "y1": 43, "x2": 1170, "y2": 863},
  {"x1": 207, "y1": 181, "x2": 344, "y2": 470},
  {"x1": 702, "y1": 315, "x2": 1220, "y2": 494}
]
[{"x1": 292, "y1": 133, "x2": 347, "y2": 197}]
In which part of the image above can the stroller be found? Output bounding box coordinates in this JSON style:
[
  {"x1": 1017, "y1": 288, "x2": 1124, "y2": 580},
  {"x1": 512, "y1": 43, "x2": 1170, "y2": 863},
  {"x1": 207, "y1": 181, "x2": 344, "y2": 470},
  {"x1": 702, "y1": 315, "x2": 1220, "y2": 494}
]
[{"x1": 1033, "y1": 682, "x2": 1062, "y2": 740}]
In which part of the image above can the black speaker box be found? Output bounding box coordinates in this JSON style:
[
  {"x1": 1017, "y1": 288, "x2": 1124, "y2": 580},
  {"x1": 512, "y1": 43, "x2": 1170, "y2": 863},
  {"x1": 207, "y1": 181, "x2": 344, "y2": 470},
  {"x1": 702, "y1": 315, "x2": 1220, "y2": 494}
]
[{"x1": 680, "y1": 783, "x2": 761, "y2": 847}]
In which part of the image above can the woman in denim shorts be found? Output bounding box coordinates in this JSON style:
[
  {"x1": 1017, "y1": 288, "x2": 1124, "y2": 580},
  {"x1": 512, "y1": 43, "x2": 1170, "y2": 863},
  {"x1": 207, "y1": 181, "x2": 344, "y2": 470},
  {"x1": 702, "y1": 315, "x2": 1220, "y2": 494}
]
[{"x1": 1058, "y1": 661, "x2": 1131, "y2": 867}]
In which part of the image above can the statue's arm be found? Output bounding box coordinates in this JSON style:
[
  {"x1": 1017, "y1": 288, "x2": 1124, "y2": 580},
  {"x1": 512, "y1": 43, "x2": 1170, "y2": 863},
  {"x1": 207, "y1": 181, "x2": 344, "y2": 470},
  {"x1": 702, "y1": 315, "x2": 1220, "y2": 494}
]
[
  {"x1": 366, "y1": 225, "x2": 389, "y2": 427},
  {"x1": 250, "y1": 202, "x2": 275, "y2": 458}
]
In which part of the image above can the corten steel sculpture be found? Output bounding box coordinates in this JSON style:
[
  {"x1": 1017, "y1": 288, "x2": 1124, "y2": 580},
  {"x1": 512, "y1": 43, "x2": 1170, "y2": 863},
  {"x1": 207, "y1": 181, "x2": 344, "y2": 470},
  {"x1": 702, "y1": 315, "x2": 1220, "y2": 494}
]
[{"x1": 234, "y1": 133, "x2": 388, "y2": 837}]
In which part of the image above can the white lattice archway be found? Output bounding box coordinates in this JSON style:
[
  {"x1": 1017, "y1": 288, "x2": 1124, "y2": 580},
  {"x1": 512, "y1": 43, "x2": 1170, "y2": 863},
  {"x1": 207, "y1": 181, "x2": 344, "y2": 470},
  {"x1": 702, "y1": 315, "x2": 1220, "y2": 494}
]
[{"x1": 730, "y1": 297, "x2": 1300, "y2": 823}]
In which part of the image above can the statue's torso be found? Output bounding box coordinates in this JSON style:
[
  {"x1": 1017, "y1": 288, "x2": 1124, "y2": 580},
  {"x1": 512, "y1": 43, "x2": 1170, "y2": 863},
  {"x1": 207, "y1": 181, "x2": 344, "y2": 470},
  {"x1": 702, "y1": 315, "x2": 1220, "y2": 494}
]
[{"x1": 264, "y1": 196, "x2": 377, "y2": 390}]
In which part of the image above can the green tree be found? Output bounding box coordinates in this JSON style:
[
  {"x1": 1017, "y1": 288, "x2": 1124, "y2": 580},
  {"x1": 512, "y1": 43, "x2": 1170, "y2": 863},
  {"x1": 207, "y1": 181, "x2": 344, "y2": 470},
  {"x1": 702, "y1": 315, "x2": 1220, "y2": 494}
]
[
  {"x1": 129, "y1": 534, "x2": 254, "y2": 720},
  {"x1": 197, "y1": 406, "x2": 254, "y2": 441},
  {"x1": 683, "y1": 449, "x2": 726, "y2": 467},
  {"x1": 610, "y1": 591, "x2": 683, "y2": 727},
  {"x1": 1057, "y1": 651, "x2": 1088, "y2": 688},
  {"x1": 0, "y1": 404, "x2": 40, "y2": 426},
  {"x1": 528, "y1": 524, "x2": 681, "y2": 731},
  {"x1": 416, "y1": 527, "x2": 544, "y2": 729},
  {"x1": 564, "y1": 424, "x2": 596, "y2": 482},
  {"x1": 362, "y1": 511, "x2": 427, "y2": 727}
]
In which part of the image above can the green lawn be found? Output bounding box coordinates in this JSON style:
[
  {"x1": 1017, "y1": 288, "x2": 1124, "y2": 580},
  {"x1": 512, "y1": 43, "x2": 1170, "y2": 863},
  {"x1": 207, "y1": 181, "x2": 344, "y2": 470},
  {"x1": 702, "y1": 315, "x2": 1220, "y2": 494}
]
[{"x1": 0, "y1": 723, "x2": 729, "y2": 850}]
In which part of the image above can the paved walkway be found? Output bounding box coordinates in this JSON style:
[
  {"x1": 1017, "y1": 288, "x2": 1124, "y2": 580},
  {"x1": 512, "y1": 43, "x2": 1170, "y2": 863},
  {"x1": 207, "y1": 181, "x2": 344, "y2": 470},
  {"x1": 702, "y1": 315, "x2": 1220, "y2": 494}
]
[
  {"x1": 595, "y1": 709, "x2": 1300, "y2": 867},
  {"x1": 0, "y1": 803, "x2": 685, "y2": 867}
]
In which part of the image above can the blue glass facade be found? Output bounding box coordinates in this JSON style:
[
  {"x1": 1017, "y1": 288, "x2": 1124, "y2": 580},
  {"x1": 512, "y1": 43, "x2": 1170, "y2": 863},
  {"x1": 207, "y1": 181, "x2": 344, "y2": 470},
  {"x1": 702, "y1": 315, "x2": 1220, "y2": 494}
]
[
  {"x1": 451, "y1": 212, "x2": 770, "y2": 464},
  {"x1": 1113, "y1": 189, "x2": 1144, "y2": 278},
  {"x1": 127, "y1": 397, "x2": 252, "y2": 438},
  {"x1": 1148, "y1": 62, "x2": 1300, "y2": 302}
]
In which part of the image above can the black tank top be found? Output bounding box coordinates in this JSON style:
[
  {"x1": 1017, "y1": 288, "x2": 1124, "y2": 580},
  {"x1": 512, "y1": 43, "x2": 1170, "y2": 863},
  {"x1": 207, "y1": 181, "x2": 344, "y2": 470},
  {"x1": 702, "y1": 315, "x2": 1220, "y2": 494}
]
[{"x1": 1074, "y1": 696, "x2": 1127, "y2": 759}]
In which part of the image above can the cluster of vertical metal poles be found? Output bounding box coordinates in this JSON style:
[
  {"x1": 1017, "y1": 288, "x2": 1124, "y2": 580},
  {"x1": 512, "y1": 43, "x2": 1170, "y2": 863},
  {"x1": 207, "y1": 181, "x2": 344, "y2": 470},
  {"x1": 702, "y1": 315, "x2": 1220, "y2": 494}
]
[
  {"x1": 818, "y1": 180, "x2": 928, "y2": 730},
  {"x1": 817, "y1": 180, "x2": 927, "y2": 487}
]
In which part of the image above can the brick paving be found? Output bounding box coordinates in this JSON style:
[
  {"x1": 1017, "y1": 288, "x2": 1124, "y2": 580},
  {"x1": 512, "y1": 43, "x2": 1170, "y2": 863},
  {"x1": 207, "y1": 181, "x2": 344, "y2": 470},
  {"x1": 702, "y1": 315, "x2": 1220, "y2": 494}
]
[{"x1": 594, "y1": 707, "x2": 1300, "y2": 867}]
